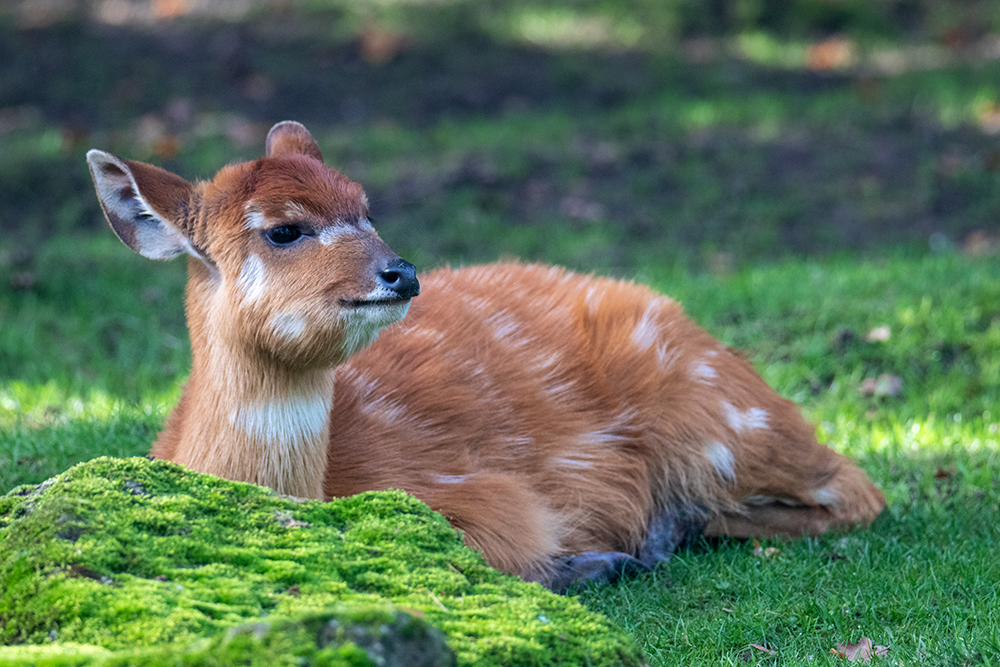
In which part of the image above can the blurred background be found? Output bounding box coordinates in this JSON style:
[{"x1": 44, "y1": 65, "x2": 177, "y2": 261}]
[{"x1": 2, "y1": 0, "x2": 1000, "y2": 273}]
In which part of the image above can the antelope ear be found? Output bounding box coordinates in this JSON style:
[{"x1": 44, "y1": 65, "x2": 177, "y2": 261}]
[
  {"x1": 86, "y1": 150, "x2": 200, "y2": 261},
  {"x1": 265, "y1": 120, "x2": 323, "y2": 162}
]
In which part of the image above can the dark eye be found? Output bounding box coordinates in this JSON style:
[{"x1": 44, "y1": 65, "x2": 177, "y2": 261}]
[{"x1": 265, "y1": 225, "x2": 303, "y2": 246}]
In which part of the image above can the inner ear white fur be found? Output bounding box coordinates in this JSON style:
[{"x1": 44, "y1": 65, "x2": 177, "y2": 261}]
[{"x1": 86, "y1": 149, "x2": 203, "y2": 261}]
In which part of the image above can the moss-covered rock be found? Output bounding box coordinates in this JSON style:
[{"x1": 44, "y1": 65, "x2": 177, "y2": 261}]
[{"x1": 0, "y1": 457, "x2": 644, "y2": 666}]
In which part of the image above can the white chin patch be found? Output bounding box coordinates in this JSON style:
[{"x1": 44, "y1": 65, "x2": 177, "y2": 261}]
[{"x1": 338, "y1": 300, "x2": 410, "y2": 359}]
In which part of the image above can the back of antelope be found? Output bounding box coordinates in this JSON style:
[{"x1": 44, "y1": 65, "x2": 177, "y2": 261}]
[{"x1": 87, "y1": 121, "x2": 885, "y2": 592}]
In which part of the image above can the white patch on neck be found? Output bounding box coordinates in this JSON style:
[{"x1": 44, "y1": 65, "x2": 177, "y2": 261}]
[
  {"x1": 230, "y1": 393, "x2": 332, "y2": 444},
  {"x1": 271, "y1": 312, "x2": 308, "y2": 342},
  {"x1": 358, "y1": 218, "x2": 375, "y2": 232},
  {"x1": 721, "y1": 401, "x2": 769, "y2": 433},
  {"x1": 705, "y1": 441, "x2": 736, "y2": 484},
  {"x1": 237, "y1": 254, "x2": 267, "y2": 305}
]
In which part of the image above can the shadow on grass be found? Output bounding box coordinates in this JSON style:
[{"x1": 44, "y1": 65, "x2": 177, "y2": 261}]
[{"x1": 2, "y1": 8, "x2": 1000, "y2": 266}]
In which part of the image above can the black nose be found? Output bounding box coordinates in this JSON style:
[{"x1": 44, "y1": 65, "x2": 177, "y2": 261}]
[{"x1": 378, "y1": 258, "x2": 420, "y2": 299}]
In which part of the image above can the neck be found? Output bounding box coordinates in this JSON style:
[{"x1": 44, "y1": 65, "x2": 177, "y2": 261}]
[{"x1": 156, "y1": 262, "x2": 333, "y2": 499}]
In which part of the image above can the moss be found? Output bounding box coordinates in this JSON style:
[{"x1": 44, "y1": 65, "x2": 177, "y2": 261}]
[{"x1": 0, "y1": 457, "x2": 643, "y2": 666}]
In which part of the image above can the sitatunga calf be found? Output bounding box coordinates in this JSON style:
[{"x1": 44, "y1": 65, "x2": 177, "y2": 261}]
[{"x1": 86, "y1": 121, "x2": 885, "y2": 592}]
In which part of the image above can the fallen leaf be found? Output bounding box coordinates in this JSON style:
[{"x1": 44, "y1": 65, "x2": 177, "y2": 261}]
[
  {"x1": 832, "y1": 637, "x2": 885, "y2": 662},
  {"x1": 865, "y1": 325, "x2": 891, "y2": 342},
  {"x1": 808, "y1": 37, "x2": 856, "y2": 70},
  {"x1": 749, "y1": 643, "x2": 776, "y2": 655},
  {"x1": 752, "y1": 539, "x2": 781, "y2": 558}
]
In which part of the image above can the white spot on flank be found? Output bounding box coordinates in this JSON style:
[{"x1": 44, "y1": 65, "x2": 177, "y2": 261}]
[
  {"x1": 434, "y1": 474, "x2": 472, "y2": 484},
  {"x1": 237, "y1": 255, "x2": 267, "y2": 305},
  {"x1": 361, "y1": 394, "x2": 409, "y2": 424},
  {"x1": 551, "y1": 455, "x2": 595, "y2": 470},
  {"x1": 577, "y1": 408, "x2": 638, "y2": 447},
  {"x1": 632, "y1": 302, "x2": 659, "y2": 351},
  {"x1": 811, "y1": 485, "x2": 839, "y2": 507},
  {"x1": 690, "y1": 361, "x2": 717, "y2": 383},
  {"x1": 319, "y1": 225, "x2": 349, "y2": 245},
  {"x1": 231, "y1": 394, "x2": 332, "y2": 444},
  {"x1": 656, "y1": 342, "x2": 680, "y2": 370},
  {"x1": 705, "y1": 441, "x2": 736, "y2": 484},
  {"x1": 721, "y1": 401, "x2": 769, "y2": 433},
  {"x1": 485, "y1": 310, "x2": 521, "y2": 340},
  {"x1": 270, "y1": 312, "x2": 307, "y2": 342}
]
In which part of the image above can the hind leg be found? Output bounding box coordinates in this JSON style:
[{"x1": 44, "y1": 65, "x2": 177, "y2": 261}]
[
  {"x1": 699, "y1": 351, "x2": 885, "y2": 538},
  {"x1": 706, "y1": 451, "x2": 885, "y2": 537}
]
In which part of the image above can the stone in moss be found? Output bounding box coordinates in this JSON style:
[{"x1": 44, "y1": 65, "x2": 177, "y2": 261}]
[{"x1": 0, "y1": 457, "x2": 643, "y2": 666}]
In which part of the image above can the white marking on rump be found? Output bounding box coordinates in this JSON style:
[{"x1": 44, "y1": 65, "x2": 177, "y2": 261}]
[
  {"x1": 721, "y1": 401, "x2": 769, "y2": 433},
  {"x1": 270, "y1": 312, "x2": 307, "y2": 342},
  {"x1": 632, "y1": 302, "x2": 659, "y2": 351},
  {"x1": 811, "y1": 485, "x2": 839, "y2": 507},
  {"x1": 690, "y1": 361, "x2": 717, "y2": 383},
  {"x1": 231, "y1": 393, "x2": 332, "y2": 444},
  {"x1": 656, "y1": 342, "x2": 679, "y2": 370},
  {"x1": 237, "y1": 255, "x2": 267, "y2": 305},
  {"x1": 585, "y1": 286, "x2": 602, "y2": 315},
  {"x1": 705, "y1": 441, "x2": 736, "y2": 484}
]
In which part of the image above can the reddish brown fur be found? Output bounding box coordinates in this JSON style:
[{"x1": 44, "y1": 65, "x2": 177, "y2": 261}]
[{"x1": 87, "y1": 122, "x2": 886, "y2": 588}]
